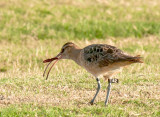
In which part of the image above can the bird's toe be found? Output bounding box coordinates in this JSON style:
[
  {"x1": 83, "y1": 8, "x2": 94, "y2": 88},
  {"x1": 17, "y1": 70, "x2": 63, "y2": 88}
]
[{"x1": 89, "y1": 100, "x2": 94, "y2": 105}]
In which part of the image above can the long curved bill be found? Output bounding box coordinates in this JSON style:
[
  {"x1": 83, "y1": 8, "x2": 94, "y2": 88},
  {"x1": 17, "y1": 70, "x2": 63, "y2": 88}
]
[{"x1": 43, "y1": 53, "x2": 62, "y2": 80}]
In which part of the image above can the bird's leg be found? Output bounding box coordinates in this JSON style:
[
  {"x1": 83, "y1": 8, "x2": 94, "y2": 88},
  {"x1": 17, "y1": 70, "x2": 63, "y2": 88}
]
[
  {"x1": 105, "y1": 79, "x2": 112, "y2": 105},
  {"x1": 105, "y1": 78, "x2": 119, "y2": 106},
  {"x1": 90, "y1": 78, "x2": 101, "y2": 105}
]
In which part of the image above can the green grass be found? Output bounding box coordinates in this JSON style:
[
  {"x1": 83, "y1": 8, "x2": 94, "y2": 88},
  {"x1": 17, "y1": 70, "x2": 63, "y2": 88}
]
[
  {"x1": 1, "y1": 0, "x2": 160, "y2": 42},
  {"x1": 0, "y1": 101, "x2": 159, "y2": 117},
  {"x1": 0, "y1": 0, "x2": 160, "y2": 116}
]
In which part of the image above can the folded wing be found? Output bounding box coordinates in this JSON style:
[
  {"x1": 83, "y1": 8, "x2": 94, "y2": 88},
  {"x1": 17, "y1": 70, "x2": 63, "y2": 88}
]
[{"x1": 83, "y1": 44, "x2": 142, "y2": 67}]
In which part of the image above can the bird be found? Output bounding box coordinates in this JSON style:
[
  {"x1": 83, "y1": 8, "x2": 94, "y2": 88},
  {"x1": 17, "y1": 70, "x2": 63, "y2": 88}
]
[{"x1": 43, "y1": 42, "x2": 143, "y2": 106}]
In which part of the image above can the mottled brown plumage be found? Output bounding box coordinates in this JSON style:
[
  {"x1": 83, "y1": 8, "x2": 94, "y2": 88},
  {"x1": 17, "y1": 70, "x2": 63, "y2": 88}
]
[{"x1": 83, "y1": 44, "x2": 141, "y2": 66}]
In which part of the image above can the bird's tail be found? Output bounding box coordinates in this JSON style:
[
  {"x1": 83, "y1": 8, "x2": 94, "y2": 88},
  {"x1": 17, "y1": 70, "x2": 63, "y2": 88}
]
[{"x1": 124, "y1": 55, "x2": 143, "y2": 63}]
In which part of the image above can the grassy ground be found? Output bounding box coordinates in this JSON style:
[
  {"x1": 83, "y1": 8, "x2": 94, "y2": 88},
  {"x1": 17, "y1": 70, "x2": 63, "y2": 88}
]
[{"x1": 0, "y1": 0, "x2": 160, "y2": 116}]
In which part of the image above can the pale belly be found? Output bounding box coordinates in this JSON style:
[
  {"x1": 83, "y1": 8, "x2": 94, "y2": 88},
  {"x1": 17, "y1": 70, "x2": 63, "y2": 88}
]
[{"x1": 82, "y1": 63, "x2": 123, "y2": 78}]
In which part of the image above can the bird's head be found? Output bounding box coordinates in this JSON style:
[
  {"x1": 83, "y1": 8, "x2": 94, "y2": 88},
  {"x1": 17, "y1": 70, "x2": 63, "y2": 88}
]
[
  {"x1": 59, "y1": 42, "x2": 77, "y2": 59},
  {"x1": 43, "y1": 42, "x2": 77, "y2": 80}
]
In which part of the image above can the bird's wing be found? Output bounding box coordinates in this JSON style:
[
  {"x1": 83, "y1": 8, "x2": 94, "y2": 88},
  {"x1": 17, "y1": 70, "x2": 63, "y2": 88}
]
[{"x1": 83, "y1": 44, "x2": 135, "y2": 67}]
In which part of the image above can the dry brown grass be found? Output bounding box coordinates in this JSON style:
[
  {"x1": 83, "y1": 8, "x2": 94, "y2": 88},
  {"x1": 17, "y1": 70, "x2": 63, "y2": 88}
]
[{"x1": 0, "y1": 36, "x2": 160, "y2": 116}]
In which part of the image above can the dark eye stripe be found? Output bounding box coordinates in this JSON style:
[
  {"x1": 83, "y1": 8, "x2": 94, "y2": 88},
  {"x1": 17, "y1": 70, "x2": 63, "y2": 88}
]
[{"x1": 61, "y1": 45, "x2": 71, "y2": 53}]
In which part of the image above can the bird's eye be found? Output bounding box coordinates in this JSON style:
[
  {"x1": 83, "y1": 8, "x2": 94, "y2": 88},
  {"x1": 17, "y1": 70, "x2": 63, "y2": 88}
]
[{"x1": 61, "y1": 48, "x2": 65, "y2": 53}]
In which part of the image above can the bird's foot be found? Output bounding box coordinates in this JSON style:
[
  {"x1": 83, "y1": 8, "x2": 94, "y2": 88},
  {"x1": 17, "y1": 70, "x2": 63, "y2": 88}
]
[{"x1": 89, "y1": 100, "x2": 94, "y2": 105}]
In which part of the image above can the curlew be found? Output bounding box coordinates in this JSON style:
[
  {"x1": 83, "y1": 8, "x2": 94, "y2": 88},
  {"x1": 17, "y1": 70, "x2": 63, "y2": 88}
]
[{"x1": 43, "y1": 42, "x2": 143, "y2": 105}]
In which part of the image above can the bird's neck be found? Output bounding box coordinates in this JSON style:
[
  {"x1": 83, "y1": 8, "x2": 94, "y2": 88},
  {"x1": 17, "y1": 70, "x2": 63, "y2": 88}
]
[{"x1": 69, "y1": 48, "x2": 82, "y2": 65}]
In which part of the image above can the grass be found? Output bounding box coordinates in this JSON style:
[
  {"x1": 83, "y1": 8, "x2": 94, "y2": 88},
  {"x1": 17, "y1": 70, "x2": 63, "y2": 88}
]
[
  {"x1": 0, "y1": 0, "x2": 160, "y2": 116},
  {"x1": 1, "y1": 0, "x2": 160, "y2": 41}
]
